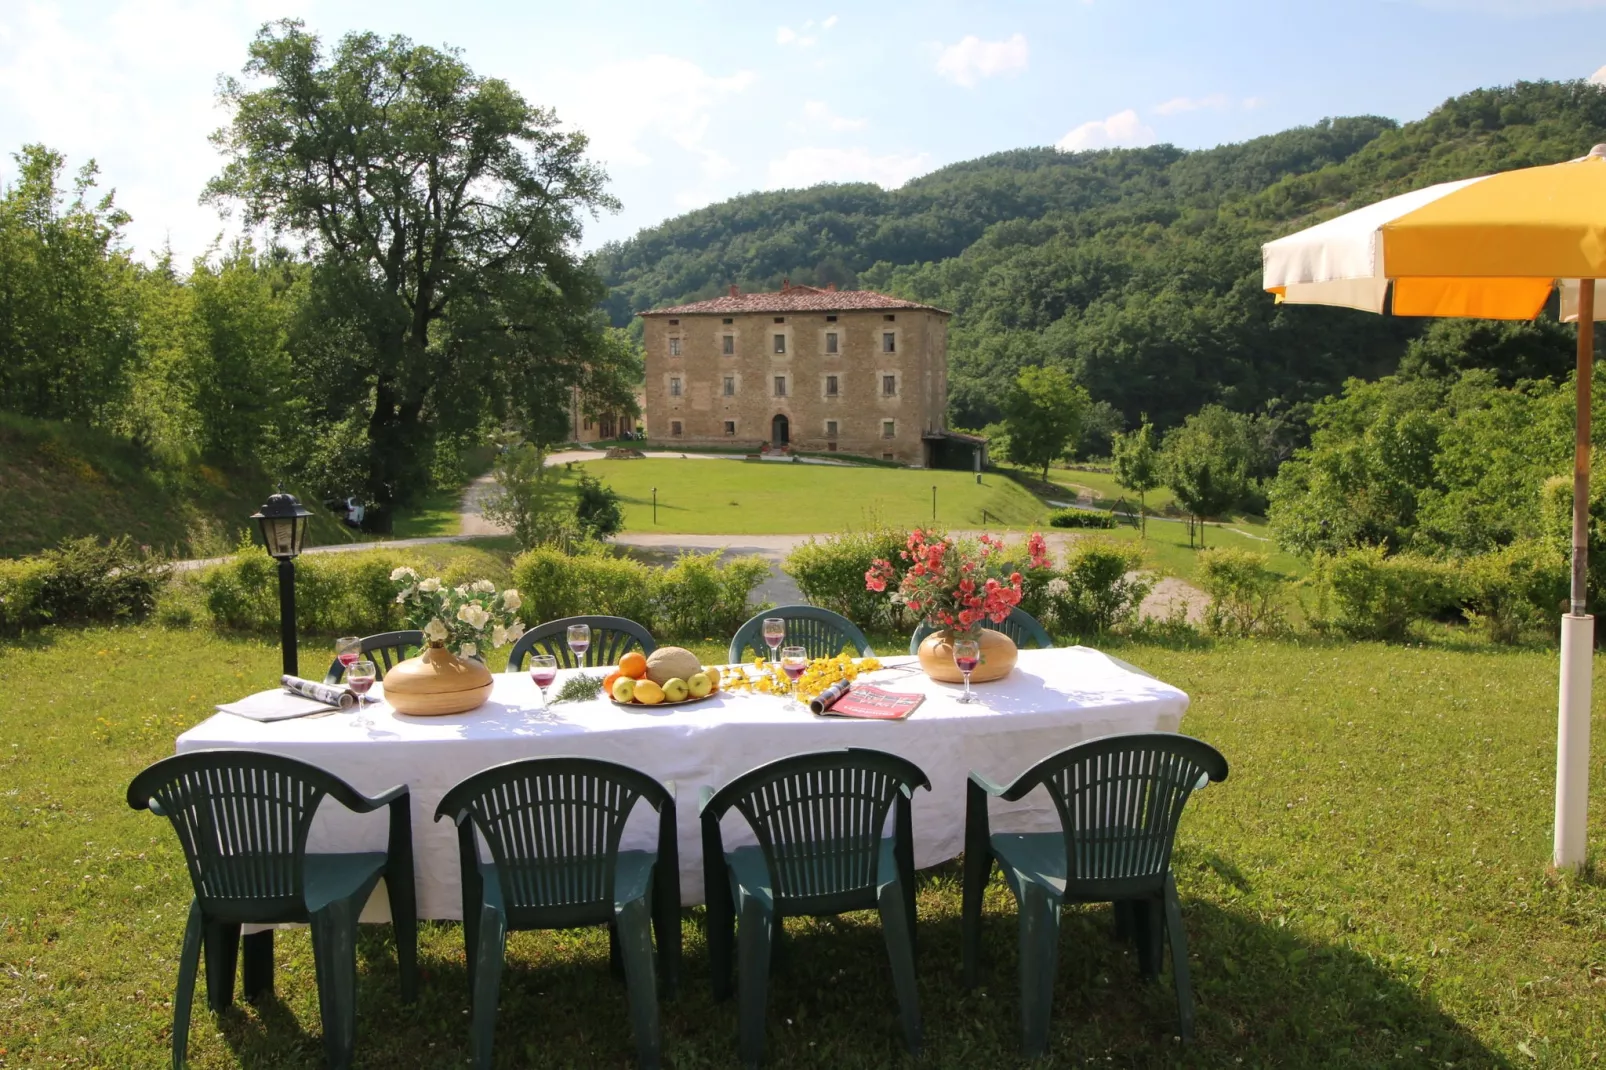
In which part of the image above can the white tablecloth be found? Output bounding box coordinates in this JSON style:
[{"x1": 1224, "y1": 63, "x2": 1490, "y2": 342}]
[{"x1": 176, "y1": 648, "x2": 1188, "y2": 917}]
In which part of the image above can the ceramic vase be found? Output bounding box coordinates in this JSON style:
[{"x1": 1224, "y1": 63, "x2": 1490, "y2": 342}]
[
  {"x1": 916, "y1": 627, "x2": 1018, "y2": 683},
  {"x1": 381, "y1": 641, "x2": 494, "y2": 716}
]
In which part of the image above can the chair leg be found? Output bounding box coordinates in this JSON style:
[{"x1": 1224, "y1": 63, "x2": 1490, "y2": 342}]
[
  {"x1": 386, "y1": 870, "x2": 419, "y2": 1003},
  {"x1": 1113, "y1": 899, "x2": 1133, "y2": 942},
  {"x1": 1017, "y1": 882, "x2": 1061, "y2": 1059},
  {"x1": 1163, "y1": 873, "x2": 1195, "y2": 1041},
  {"x1": 877, "y1": 879, "x2": 922, "y2": 1056},
  {"x1": 309, "y1": 902, "x2": 359, "y2": 1070},
  {"x1": 736, "y1": 893, "x2": 775, "y2": 1069},
  {"x1": 610, "y1": 921, "x2": 626, "y2": 979},
  {"x1": 707, "y1": 868, "x2": 735, "y2": 1002},
  {"x1": 652, "y1": 863, "x2": 681, "y2": 999},
  {"x1": 616, "y1": 897, "x2": 663, "y2": 1069},
  {"x1": 202, "y1": 922, "x2": 239, "y2": 1013},
  {"x1": 172, "y1": 901, "x2": 204, "y2": 1070},
  {"x1": 241, "y1": 930, "x2": 274, "y2": 1003},
  {"x1": 470, "y1": 904, "x2": 507, "y2": 1070},
  {"x1": 961, "y1": 851, "x2": 992, "y2": 988}
]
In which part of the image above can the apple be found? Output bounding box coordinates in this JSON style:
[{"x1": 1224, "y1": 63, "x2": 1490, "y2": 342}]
[
  {"x1": 687, "y1": 671, "x2": 713, "y2": 699},
  {"x1": 662, "y1": 677, "x2": 690, "y2": 702},
  {"x1": 633, "y1": 679, "x2": 666, "y2": 705},
  {"x1": 611, "y1": 676, "x2": 637, "y2": 703}
]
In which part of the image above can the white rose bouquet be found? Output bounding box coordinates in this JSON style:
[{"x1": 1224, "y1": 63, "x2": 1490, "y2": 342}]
[{"x1": 391, "y1": 567, "x2": 525, "y2": 660}]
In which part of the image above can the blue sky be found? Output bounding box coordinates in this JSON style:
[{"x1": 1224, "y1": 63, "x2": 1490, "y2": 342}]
[{"x1": 3, "y1": 0, "x2": 1605, "y2": 263}]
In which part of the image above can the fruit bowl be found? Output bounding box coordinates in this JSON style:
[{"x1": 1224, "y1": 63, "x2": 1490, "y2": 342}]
[{"x1": 605, "y1": 645, "x2": 721, "y2": 708}]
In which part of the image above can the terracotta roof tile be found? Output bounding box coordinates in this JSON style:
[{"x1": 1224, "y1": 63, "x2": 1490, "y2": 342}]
[{"x1": 640, "y1": 283, "x2": 950, "y2": 317}]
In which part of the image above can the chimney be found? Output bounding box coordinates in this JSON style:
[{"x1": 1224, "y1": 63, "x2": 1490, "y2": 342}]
[
  {"x1": 826, "y1": 281, "x2": 837, "y2": 292},
  {"x1": 781, "y1": 276, "x2": 790, "y2": 292},
  {"x1": 729, "y1": 283, "x2": 739, "y2": 297}
]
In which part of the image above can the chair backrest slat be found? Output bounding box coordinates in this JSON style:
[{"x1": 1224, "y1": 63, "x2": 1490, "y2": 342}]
[
  {"x1": 507, "y1": 616, "x2": 656, "y2": 671},
  {"x1": 437, "y1": 758, "x2": 670, "y2": 913},
  {"x1": 1016, "y1": 734, "x2": 1225, "y2": 888},
  {"x1": 729, "y1": 606, "x2": 874, "y2": 664},
  {"x1": 706, "y1": 750, "x2": 926, "y2": 902}
]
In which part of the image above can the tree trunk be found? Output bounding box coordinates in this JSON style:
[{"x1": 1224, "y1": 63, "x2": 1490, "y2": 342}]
[{"x1": 1139, "y1": 490, "x2": 1146, "y2": 538}]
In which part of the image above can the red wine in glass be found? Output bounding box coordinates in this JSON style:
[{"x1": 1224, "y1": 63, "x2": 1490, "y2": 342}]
[
  {"x1": 348, "y1": 674, "x2": 375, "y2": 696},
  {"x1": 338, "y1": 652, "x2": 360, "y2": 669},
  {"x1": 782, "y1": 662, "x2": 807, "y2": 682},
  {"x1": 955, "y1": 656, "x2": 980, "y2": 674}
]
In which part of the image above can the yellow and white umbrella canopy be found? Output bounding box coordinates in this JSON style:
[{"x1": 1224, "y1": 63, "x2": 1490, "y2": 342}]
[
  {"x1": 1263, "y1": 146, "x2": 1606, "y2": 872},
  {"x1": 1264, "y1": 145, "x2": 1606, "y2": 322}
]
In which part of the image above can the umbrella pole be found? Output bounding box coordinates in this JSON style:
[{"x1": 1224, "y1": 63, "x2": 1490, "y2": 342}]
[{"x1": 1555, "y1": 278, "x2": 1595, "y2": 871}]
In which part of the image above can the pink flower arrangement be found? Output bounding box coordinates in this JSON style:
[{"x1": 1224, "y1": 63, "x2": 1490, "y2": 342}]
[{"x1": 866, "y1": 530, "x2": 1052, "y2": 638}]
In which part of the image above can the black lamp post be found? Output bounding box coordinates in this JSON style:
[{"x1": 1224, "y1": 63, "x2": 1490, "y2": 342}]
[{"x1": 251, "y1": 489, "x2": 313, "y2": 678}]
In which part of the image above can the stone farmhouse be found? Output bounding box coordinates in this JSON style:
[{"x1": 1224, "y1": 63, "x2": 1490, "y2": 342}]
[{"x1": 638, "y1": 282, "x2": 959, "y2": 466}]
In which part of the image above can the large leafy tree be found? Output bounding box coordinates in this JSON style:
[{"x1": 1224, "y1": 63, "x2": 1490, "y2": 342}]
[
  {"x1": 1003, "y1": 365, "x2": 1090, "y2": 481},
  {"x1": 1160, "y1": 405, "x2": 1257, "y2": 545},
  {"x1": 206, "y1": 21, "x2": 620, "y2": 527},
  {"x1": 1111, "y1": 416, "x2": 1161, "y2": 535}
]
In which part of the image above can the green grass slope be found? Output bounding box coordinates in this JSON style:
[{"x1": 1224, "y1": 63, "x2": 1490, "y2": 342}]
[
  {"x1": 0, "y1": 411, "x2": 357, "y2": 559},
  {"x1": 559, "y1": 458, "x2": 1045, "y2": 534}
]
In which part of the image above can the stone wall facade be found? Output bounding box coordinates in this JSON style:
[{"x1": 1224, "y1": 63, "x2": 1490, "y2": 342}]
[{"x1": 640, "y1": 301, "x2": 949, "y2": 465}]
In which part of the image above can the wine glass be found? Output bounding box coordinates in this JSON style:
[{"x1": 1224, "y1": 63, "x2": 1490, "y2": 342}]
[
  {"x1": 762, "y1": 617, "x2": 786, "y2": 664},
  {"x1": 348, "y1": 659, "x2": 377, "y2": 707},
  {"x1": 780, "y1": 645, "x2": 809, "y2": 710},
  {"x1": 530, "y1": 654, "x2": 558, "y2": 705},
  {"x1": 335, "y1": 636, "x2": 362, "y2": 678},
  {"x1": 566, "y1": 623, "x2": 591, "y2": 666},
  {"x1": 952, "y1": 638, "x2": 981, "y2": 705}
]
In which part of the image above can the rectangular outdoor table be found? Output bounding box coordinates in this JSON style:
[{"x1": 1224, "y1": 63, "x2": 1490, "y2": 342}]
[{"x1": 177, "y1": 647, "x2": 1189, "y2": 917}]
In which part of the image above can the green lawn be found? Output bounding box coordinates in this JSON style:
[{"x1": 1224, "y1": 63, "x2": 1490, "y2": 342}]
[
  {"x1": 3, "y1": 626, "x2": 1602, "y2": 1067},
  {"x1": 562, "y1": 459, "x2": 1046, "y2": 534},
  {"x1": 391, "y1": 446, "x2": 498, "y2": 539}
]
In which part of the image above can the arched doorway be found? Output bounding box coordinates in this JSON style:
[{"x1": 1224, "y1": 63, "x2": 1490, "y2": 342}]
[{"x1": 771, "y1": 413, "x2": 789, "y2": 446}]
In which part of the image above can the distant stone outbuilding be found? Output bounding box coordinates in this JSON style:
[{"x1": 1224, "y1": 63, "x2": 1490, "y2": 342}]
[{"x1": 638, "y1": 281, "x2": 954, "y2": 466}]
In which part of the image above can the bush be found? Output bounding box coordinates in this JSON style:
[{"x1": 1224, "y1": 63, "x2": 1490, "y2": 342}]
[
  {"x1": 0, "y1": 556, "x2": 53, "y2": 634},
  {"x1": 1309, "y1": 545, "x2": 1460, "y2": 641},
  {"x1": 511, "y1": 546, "x2": 770, "y2": 637},
  {"x1": 1032, "y1": 539, "x2": 1151, "y2": 637},
  {"x1": 1048, "y1": 509, "x2": 1115, "y2": 529},
  {"x1": 1196, "y1": 548, "x2": 1286, "y2": 637},
  {"x1": 1459, "y1": 540, "x2": 1566, "y2": 644},
  {"x1": 655, "y1": 552, "x2": 770, "y2": 637},
  {"x1": 196, "y1": 544, "x2": 409, "y2": 634},
  {"x1": 574, "y1": 472, "x2": 624, "y2": 540},
  {"x1": 783, "y1": 528, "x2": 913, "y2": 631},
  {"x1": 38, "y1": 536, "x2": 170, "y2": 624}
]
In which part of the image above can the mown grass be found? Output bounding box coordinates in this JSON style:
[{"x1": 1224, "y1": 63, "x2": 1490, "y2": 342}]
[
  {"x1": 557, "y1": 459, "x2": 1046, "y2": 534},
  {"x1": 391, "y1": 447, "x2": 498, "y2": 539},
  {"x1": 3, "y1": 625, "x2": 1603, "y2": 1067}
]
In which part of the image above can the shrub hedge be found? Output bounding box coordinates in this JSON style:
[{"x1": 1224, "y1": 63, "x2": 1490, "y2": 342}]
[
  {"x1": 1309, "y1": 545, "x2": 1461, "y2": 641},
  {"x1": 1196, "y1": 548, "x2": 1286, "y2": 637},
  {"x1": 0, "y1": 537, "x2": 168, "y2": 635},
  {"x1": 1048, "y1": 509, "x2": 1116, "y2": 529},
  {"x1": 782, "y1": 528, "x2": 914, "y2": 632}
]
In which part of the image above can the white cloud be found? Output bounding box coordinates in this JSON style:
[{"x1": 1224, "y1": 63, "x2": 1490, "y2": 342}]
[
  {"x1": 823, "y1": 14, "x2": 839, "y2": 29},
  {"x1": 539, "y1": 55, "x2": 755, "y2": 183},
  {"x1": 778, "y1": 16, "x2": 836, "y2": 48},
  {"x1": 934, "y1": 33, "x2": 1028, "y2": 88},
  {"x1": 1590, "y1": 65, "x2": 1606, "y2": 85},
  {"x1": 802, "y1": 99, "x2": 867, "y2": 132},
  {"x1": 777, "y1": 25, "x2": 797, "y2": 44},
  {"x1": 1243, "y1": 96, "x2": 1267, "y2": 110},
  {"x1": 767, "y1": 146, "x2": 932, "y2": 190},
  {"x1": 1153, "y1": 93, "x2": 1230, "y2": 116},
  {"x1": 1056, "y1": 109, "x2": 1155, "y2": 152}
]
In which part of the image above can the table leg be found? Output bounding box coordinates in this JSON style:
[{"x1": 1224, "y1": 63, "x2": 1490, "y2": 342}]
[{"x1": 242, "y1": 930, "x2": 275, "y2": 1002}]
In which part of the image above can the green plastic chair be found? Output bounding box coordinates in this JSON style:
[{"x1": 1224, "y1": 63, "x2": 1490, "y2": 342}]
[
  {"x1": 323, "y1": 629, "x2": 424, "y2": 684},
  {"x1": 962, "y1": 732, "x2": 1229, "y2": 1055},
  {"x1": 700, "y1": 748, "x2": 929, "y2": 1066},
  {"x1": 727, "y1": 606, "x2": 873, "y2": 663},
  {"x1": 908, "y1": 607, "x2": 1054, "y2": 655},
  {"x1": 507, "y1": 615, "x2": 656, "y2": 670},
  {"x1": 435, "y1": 757, "x2": 681, "y2": 1069},
  {"x1": 127, "y1": 750, "x2": 418, "y2": 1070}
]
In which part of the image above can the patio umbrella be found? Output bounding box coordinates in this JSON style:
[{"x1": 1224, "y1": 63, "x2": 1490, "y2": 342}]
[{"x1": 1262, "y1": 144, "x2": 1606, "y2": 871}]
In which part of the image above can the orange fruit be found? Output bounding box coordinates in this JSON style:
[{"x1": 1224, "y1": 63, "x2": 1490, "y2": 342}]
[
  {"x1": 603, "y1": 671, "x2": 624, "y2": 696},
  {"x1": 619, "y1": 652, "x2": 649, "y2": 679}
]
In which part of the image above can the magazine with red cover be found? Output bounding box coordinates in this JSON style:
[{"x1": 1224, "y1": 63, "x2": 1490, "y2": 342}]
[{"x1": 812, "y1": 682, "x2": 923, "y2": 720}]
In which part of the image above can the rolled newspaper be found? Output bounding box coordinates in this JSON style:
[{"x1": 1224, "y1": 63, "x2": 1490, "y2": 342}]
[
  {"x1": 808, "y1": 679, "x2": 852, "y2": 715},
  {"x1": 281, "y1": 675, "x2": 358, "y2": 710}
]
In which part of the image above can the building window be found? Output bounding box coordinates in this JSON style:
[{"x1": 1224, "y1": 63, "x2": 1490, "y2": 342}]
[
  {"x1": 773, "y1": 334, "x2": 786, "y2": 354},
  {"x1": 669, "y1": 377, "x2": 682, "y2": 397},
  {"x1": 825, "y1": 375, "x2": 839, "y2": 396},
  {"x1": 722, "y1": 334, "x2": 734, "y2": 355},
  {"x1": 722, "y1": 317, "x2": 733, "y2": 324},
  {"x1": 825, "y1": 332, "x2": 838, "y2": 354},
  {"x1": 669, "y1": 318, "x2": 679, "y2": 325},
  {"x1": 882, "y1": 374, "x2": 897, "y2": 397},
  {"x1": 883, "y1": 314, "x2": 895, "y2": 321},
  {"x1": 826, "y1": 314, "x2": 838, "y2": 322},
  {"x1": 774, "y1": 317, "x2": 785, "y2": 323},
  {"x1": 882, "y1": 420, "x2": 896, "y2": 439},
  {"x1": 671, "y1": 420, "x2": 683, "y2": 436},
  {"x1": 724, "y1": 420, "x2": 736, "y2": 436},
  {"x1": 826, "y1": 419, "x2": 838, "y2": 438},
  {"x1": 583, "y1": 418, "x2": 592, "y2": 430},
  {"x1": 882, "y1": 332, "x2": 896, "y2": 353},
  {"x1": 723, "y1": 375, "x2": 735, "y2": 397},
  {"x1": 774, "y1": 375, "x2": 787, "y2": 397},
  {"x1": 669, "y1": 337, "x2": 681, "y2": 356}
]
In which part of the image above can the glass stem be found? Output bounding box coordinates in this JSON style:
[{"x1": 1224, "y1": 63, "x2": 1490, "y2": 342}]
[{"x1": 963, "y1": 673, "x2": 972, "y2": 702}]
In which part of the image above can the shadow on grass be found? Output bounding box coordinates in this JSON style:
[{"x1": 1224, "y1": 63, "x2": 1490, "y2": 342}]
[{"x1": 206, "y1": 870, "x2": 1508, "y2": 1069}]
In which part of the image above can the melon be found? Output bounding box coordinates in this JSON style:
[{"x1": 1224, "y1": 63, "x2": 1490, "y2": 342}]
[{"x1": 645, "y1": 646, "x2": 702, "y2": 685}]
